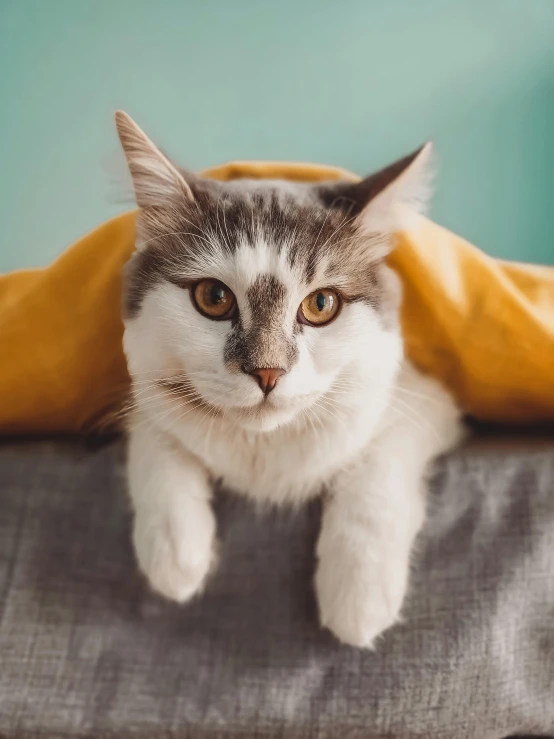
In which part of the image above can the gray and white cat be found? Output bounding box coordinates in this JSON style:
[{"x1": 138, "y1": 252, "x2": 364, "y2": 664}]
[{"x1": 116, "y1": 111, "x2": 462, "y2": 648}]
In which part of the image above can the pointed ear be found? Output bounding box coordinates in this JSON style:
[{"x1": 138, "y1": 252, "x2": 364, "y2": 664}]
[
  {"x1": 114, "y1": 110, "x2": 193, "y2": 208},
  {"x1": 330, "y1": 144, "x2": 434, "y2": 234}
]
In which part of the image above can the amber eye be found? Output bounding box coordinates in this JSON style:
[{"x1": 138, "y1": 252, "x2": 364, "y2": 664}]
[
  {"x1": 299, "y1": 288, "x2": 341, "y2": 326},
  {"x1": 192, "y1": 279, "x2": 237, "y2": 320}
]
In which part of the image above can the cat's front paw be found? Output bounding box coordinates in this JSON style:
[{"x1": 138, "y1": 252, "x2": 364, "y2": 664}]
[
  {"x1": 315, "y1": 550, "x2": 407, "y2": 649},
  {"x1": 133, "y1": 511, "x2": 216, "y2": 603}
]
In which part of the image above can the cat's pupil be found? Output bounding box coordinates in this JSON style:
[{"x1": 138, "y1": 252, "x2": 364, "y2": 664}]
[
  {"x1": 210, "y1": 285, "x2": 225, "y2": 304},
  {"x1": 316, "y1": 292, "x2": 326, "y2": 312}
]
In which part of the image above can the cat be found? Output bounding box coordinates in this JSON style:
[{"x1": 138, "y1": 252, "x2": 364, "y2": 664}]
[{"x1": 115, "y1": 110, "x2": 463, "y2": 648}]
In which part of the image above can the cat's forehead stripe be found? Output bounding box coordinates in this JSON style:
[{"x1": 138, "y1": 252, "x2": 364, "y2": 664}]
[
  {"x1": 222, "y1": 273, "x2": 298, "y2": 372},
  {"x1": 195, "y1": 184, "x2": 352, "y2": 278},
  {"x1": 246, "y1": 274, "x2": 288, "y2": 327},
  {"x1": 123, "y1": 179, "x2": 385, "y2": 319}
]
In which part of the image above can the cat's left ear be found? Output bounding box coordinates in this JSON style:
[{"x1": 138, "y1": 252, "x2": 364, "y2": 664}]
[
  {"x1": 323, "y1": 144, "x2": 433, "y2": 235},
  {"x1": 115, "y1": 110, "x2": 194, "y2": 208}
]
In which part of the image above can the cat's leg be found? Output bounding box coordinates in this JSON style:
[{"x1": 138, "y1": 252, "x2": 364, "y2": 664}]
[
  {"x1": 316, "y1": 368, "x2": 461, "y2": 648},
  {"x1": 127, "y1": 423, "x2": 216, "y2": 602},
  {"x1": 315, "y1": 446, "x2": 425, "y2": 648}
]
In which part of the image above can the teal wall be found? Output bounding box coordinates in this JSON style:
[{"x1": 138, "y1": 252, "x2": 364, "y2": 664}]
[{"x1": 1, "y1": 0, "x2": 553, "y2": 271}]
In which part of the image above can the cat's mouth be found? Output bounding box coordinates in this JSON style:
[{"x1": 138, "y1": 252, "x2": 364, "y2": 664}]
[
  {"x1": 224, "y1": 390, "x2": 322, "y2": 430},
  {"x1": 154, "y1": 374, "x2": 320, "y2": 430}
]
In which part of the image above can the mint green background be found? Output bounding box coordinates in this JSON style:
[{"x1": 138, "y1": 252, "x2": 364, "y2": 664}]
[{"x1": 1, "y1": 0, "x2": 553, "y2": 271}]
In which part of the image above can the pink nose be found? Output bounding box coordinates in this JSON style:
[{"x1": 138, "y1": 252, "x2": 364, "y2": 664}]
[{"x1": 247, "y1": 367, "x2": 286, "y2": 395}]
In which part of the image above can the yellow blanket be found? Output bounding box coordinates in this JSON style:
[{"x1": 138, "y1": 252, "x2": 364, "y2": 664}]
[{"x1": 1, "y1": 161, "x2": 553, "y2": 435}]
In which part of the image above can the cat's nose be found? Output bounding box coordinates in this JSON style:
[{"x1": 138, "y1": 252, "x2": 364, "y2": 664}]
[{"x1": 245, "y1": 367, "x2": 286, "y2": 395}]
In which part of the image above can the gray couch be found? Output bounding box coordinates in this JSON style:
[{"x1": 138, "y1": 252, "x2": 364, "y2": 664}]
[{"x1": 1, "y1": 434, "x2": 553, "y2": 738}]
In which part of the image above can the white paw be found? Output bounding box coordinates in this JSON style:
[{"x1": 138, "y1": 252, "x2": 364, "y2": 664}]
[
  {"x1": 315, "y1": 549, "x2": 407, "y2": 649},
  {"x1": 133, "y1": 512, "x2": 216, "y2": 603}
]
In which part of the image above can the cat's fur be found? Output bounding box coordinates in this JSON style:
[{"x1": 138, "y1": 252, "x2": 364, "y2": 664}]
[{"x1": 116, "y1": 111, "x2": 463, "y2": 648}]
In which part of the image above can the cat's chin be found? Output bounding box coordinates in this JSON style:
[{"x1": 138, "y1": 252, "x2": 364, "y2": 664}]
[{"x1": 224, "y1": 403, "x2": 302, "y2": 433}]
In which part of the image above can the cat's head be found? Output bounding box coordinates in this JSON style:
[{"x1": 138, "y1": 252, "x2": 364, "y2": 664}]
[{"x1": 116, "y1": 111, "x2": 432, "y2": 433}]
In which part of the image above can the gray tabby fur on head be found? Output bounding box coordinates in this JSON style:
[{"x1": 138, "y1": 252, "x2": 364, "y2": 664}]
[{"x1": 116, "y1": 110, "x2": 432, "y2": 432}]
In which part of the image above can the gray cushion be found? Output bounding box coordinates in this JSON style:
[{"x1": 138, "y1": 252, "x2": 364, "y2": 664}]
[{"x1": 1, "y1": 435, "x2": 553, "y2": 738}]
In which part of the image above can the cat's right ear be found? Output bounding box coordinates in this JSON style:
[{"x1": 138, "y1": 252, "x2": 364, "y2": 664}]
[
  {"x1": 115, "y1": 110, "x2": 194, "y2": 208},
  {"x1": 318, "y1": 144, "x2": 433, "y2": 235}
]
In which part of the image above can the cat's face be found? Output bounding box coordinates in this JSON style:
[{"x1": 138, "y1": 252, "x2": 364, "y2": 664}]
[{"x1": 116, "y1": 112, "x2": 431, "y2": 432}]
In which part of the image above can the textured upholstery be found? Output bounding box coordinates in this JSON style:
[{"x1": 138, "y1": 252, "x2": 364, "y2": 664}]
[{"x1": 1, "y1": 436, "x2": 553, "y2": 738}]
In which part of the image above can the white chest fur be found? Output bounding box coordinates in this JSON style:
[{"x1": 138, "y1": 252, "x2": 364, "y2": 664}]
[{"x1": 142, "y1": 382, "x2": 386, "y2": 504}]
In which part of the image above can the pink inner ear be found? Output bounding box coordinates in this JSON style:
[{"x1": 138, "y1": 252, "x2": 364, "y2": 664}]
[
  {"x1": 346, "y1": 145, "x2": 429, "y2": 209},
  {"x1": 317, "y1": 144, "x2": 431, "y2": 225},
  {"x1": 115, "y1": 110, "x2": 194, "y2": 208}
]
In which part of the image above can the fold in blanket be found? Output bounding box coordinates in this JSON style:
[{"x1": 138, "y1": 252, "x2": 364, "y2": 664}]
[{"x1": 1, "y1": 161, "x2": 553, "y2": 435}]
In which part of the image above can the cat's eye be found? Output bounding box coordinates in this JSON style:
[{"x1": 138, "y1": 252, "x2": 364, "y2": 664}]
[
  {"x1": 298, "y1": 288, "x2": 341, "y2": 326},
  {"x1": 192, "y1": 279, "x2": 237, "y2": 320}
]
